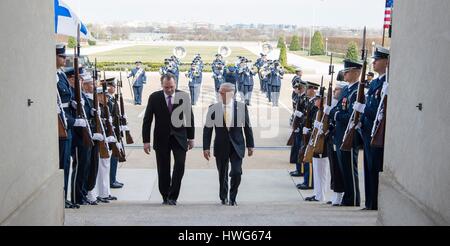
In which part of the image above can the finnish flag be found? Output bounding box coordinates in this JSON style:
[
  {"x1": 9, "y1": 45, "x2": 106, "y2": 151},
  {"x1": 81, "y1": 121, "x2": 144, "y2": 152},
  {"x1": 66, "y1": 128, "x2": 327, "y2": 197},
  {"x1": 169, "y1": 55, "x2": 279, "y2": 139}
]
[{"x1": 54, "y1": 0, "x2": 92, "y2": 39}]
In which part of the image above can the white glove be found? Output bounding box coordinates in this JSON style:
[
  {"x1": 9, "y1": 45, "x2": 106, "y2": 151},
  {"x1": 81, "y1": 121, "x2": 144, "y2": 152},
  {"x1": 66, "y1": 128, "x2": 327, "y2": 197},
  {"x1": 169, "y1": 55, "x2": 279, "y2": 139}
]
[
  {"x1": 314, "y1": 120, "x2": 323, "y2": 130},
  {"x1": 123, "y1": 114, "x2": 128, "y2": 119},
  {"x1": 57, "y1": 105, "x2": 61, "y2": 114},
  {"x1": 302, "y1": 127, "x2": 310, "y2": 135},
  {"x1": 120, "y1": 125, "x2": 130, "y2": 131},
  {"x1": 116, "y1": 142, "x2": 123, "y2": 151},
  {"x1": 106, "y1": 136, "x2": 117, "y2": 143},
  {"x1": 353, "y1": 102, "x2": 366, "y2": 114},
  {"x1": 294, "y1": 128, "x2": 300, "y2": 133},
  {"x1": 294, "y1": 110, "x2": 303, "y2": 118},
  {"x1": 382, "y1": 82, "x2": 389, "y2": 96},
  {"x1": 90, "y1": 108, "x2": 97, "y2": 117},
  {"x1": 92, "y1": 133, "x2": 104, "y2": 141},
  {"x1": 350, "y1": 122, "x2": 362, "y2": 130},
  {"x1": 324, "y1": 105, "x2": 332, "y2": 115},
  {"x1": 74, "y1": 119, "x2": 87, "y2": 127},
  {"x1": 109, "y1": 116, "x2": 113, "y2": 124},
  {"x1": 71, "y1": 99, "x2": 85, "y2": 109}
]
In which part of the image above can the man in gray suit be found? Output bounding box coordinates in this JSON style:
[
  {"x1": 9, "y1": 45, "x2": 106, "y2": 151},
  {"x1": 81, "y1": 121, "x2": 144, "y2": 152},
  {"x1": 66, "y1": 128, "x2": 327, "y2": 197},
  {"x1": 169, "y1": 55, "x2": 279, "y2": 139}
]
[{"x1": 203, "y1": 83, "x2": 255, "y2": 206}]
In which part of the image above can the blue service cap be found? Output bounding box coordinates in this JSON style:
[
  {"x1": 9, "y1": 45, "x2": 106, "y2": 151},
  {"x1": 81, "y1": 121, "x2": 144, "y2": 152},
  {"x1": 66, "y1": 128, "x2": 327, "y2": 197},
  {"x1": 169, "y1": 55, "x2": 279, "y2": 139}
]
[
  {"x1": 56, "y1": 43, "x2": 66, "y2": 57},
  {"x1": 343, "y1": 59, "x2": 363, "y2": 72},
  {"x1": 372, "y1": 46, "x2": 390, "y2": 60},
  {"x1": 64, "y1": 66, "x2": 84, "y2": 77}
]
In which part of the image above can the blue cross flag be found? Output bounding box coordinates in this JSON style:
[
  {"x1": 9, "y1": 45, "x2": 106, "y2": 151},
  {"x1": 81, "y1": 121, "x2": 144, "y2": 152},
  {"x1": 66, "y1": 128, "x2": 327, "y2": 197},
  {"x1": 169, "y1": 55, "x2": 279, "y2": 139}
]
[{"x1": 54, "y1": 0, "x2": 92, "y2": 40}]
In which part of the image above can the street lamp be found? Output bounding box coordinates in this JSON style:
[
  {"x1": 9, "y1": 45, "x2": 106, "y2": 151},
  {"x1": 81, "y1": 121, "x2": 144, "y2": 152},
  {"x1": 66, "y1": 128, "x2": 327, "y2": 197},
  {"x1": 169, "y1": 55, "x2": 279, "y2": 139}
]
[{"x1": 326, "y1": 37, "x2": 329, "y2": 55}]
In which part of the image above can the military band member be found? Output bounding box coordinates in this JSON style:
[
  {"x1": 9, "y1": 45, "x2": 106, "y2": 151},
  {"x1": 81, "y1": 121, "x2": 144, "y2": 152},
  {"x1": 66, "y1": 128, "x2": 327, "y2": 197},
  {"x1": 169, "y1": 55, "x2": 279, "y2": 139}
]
[
  {"x1": 255, "y1": 53, "x2": 268, "y2": 93},
  {"x1": 212, "y1": 55, "x2": 226, "y2": 95},
  {"x1": 297, "y1": 82, "x2": 320, "y2": 190},
  {"x1": 325, "y1": 80, "x2": 347, "y2": 206},
  {"x1": 128, "y1": 61, "x2": 147, "y2": 105},
  {"x1": 359, "y1": 46, "x2": 390, "y2": 210},
  {"x1": 270, "y1": 61, "x2": 284, "y2": 107},
  {"x1": 186, "y1": 62, "x2": 202, "y2": 105},
  {"x1": 329, "y1": 60, "x2": 363, "y2": 207},
  {"x1": 170, "y1": 55, "x2": 181, "y2": 87},
  {"x1": 224, "y1": 65, "x2": 238, "y2": 92},
  {"x1": 289, "y1": 81, "x2": 307, "y2": 177}
]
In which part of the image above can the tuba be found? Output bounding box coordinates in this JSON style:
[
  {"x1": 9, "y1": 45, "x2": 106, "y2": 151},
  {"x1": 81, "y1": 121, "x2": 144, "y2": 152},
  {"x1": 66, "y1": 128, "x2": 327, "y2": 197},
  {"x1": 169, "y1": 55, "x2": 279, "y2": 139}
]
[
  {"x1": 173, "y1": 46, "x2": 187, "y2": 59},
  {"x1": 261, "y1": 42, "x2": 273, "y2": 55},
  {"x1": 218, "y1": 46, "x2": 232, "y2": 58}
]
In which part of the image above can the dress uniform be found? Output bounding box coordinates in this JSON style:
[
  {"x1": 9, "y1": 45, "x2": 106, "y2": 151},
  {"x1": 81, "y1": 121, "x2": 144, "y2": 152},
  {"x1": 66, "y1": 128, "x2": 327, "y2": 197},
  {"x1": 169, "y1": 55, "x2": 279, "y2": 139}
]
[
  {"x1": 255, "y1": 53, "x2": 267, "y2": 92},
  {"x1": 270, "y1": 61, "x2": 284, "y2": 107},
  {"x1": 329, "y1": 60, "x2": 363, "y2": 207},
  {"x1": 305, "y1": 92, "x2": 330, "y2": 202},
  {"x1": 212, "y1": 57, "x2": 226, "y2": 94},
  {"x1": 187, "y1": 62, "x2": 202, "y2": 105},
  {"x1": 64, "y1": 67, "x2": 94, "y2": 206},
  {"x1": 224, "y1": 65, "x2": 238, "y2": 93},
  {"x1": 360, "y1": 46, "x2": 390, "y2": 210},
  {"x1": 291, "y1": 68, "x2": 304, "y2": 110},
  {"x1": 56, "y1": 44, "x2": 80, "y2": 209},
  {"x1": 128, "y1": 61, "x2": 147, "y2": 105},
  {"x1": 297, "y1": 82, "x2": 320, "y2": 190},
  {"x1": 289, "y1": 81, "x2": 307, "y2": 177},
  {"x1": 326, "y1": 80, "x2": 347, "y2": 206}
]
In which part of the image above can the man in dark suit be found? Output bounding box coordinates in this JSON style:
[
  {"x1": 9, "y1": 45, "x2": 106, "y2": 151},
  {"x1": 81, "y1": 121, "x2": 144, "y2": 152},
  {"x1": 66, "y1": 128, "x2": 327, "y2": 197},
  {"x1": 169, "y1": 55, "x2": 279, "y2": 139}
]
[
  {"x1": 203, "y1": 83, "x2": 255, "y2": 206},
  {"x1": 142, "y1": 74, "x2": 195, "y2": 206}
]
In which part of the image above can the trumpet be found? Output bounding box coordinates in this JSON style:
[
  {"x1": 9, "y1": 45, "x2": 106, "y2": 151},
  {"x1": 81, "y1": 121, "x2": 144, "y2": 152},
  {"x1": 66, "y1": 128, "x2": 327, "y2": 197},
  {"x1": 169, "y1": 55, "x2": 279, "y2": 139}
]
[{"x1": 173, "y1": 46, "x2": 186, "y2": 59}]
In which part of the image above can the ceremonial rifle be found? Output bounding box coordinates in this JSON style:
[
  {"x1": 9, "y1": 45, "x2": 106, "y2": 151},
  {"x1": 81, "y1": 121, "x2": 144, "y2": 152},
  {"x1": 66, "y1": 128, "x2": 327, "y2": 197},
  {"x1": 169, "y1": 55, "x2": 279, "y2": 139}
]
[
  {"x1": 57, "y1": 89, "x2": 68, "y2": 139},
  {"x1": 111, "y1": 81, "x2": 127, "y2": 162},
  {"x1": 313, "y1": 54, "x2": 335, "y2": 155},
  {"x1": 371, "y1": 58, "x2": 390, "y2": 147},
  {"x1": 101, "y1": 72, "x2": 122, "y2": 158},
  {"x1": 298, "y1": 82, "x2": 313, "y2": 163},
  {"x1": 93, "y1": 61, "x2": 110, "y2": 159},
  {"x1": 118, "y1": 72, "x2": 134, "y2": 144},
  {"x1": 303, "y1": 76, "x2": 324, "y2": 163},
  {"x1": 74, "y1": 24, "x2": 94, "y2": 147},
  {"x1": 341, "y1": 27, "x2": 368, "y2": 151}
]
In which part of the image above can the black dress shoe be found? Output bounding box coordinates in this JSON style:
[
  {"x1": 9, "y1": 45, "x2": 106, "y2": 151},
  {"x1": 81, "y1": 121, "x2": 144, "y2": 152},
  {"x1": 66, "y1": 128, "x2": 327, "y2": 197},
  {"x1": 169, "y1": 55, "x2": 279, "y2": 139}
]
[
  {"x1": 221, "y1": 199, "x2": 229, "y2": 205},
  {"x1": 96, "y1": 197, "x2": 110, "y2": 203},
  {"x1": 116, "y1": 181, "x2": 124, "y2": 186},
  {"x1": 87, "y1": 200, "x2": 98, "y2": 206},
  {"x1": 305, "y1": 196, "x2": 319, "y2": 202},
  {"x1": 297, "y1": 183, "x2": 313, "y2": 190},
  {"x1": 76, "y1": 200, "x2": 89, "y2": 206},
  {"x1": 106, "y1": 195, "x2": 118, "y2": 201},
  {"x1": 168, "y1": 200, "x2": 177, "y2": 206},
  {"x1": 290, "y1": 170, "x2": 303, "y2": 177},
  {"x1": 65, "y1": 200, "x2": 77, "y2": 209},
  {"x1": 110, "y1": 182, "x2": 123, "y2": 189},
  {"x1": 326, "y1": 201, "x2": 332, "y2": 205},
  {"x1": 229, "y1": 201, "x2": 238, "y2": 206}
]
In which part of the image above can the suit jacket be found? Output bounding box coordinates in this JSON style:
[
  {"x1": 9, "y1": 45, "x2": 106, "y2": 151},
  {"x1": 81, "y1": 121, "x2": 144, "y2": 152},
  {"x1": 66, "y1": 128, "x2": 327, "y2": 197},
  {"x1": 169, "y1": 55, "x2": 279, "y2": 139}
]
[
  {"x1": 142, "y1": 90, "x2": 195, "y2": 151},
  {"x1": 203, "y1": 101, "x2": 255, "y2": 159}
]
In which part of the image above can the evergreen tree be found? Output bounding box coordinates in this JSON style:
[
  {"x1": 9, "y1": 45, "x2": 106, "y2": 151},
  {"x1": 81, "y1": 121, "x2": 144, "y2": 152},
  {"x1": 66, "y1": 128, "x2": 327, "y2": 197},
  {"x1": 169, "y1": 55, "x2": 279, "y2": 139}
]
[
  {"x1": 345, "y1": 41, "x2": 359, "y2": 61},
  {"x1": 67, "y1": 37, "x2": 76, "y2": 49},
  {"x1": 277, "y1": 36, "x2": 285, "y2": 49},
  {"x1": 310, "y1": 31, "x2": 325, "y2": 56},
  {"x1": 289, "y1": 35, "x2": 301, "y2": 51},
  {"x1": 279, "y1": 42, "x2": 288, "y2": 67}
]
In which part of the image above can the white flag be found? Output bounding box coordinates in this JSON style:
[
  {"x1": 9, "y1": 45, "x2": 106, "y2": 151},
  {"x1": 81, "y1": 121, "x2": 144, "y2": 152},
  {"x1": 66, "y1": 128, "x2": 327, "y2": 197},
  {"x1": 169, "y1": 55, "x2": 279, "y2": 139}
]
[{"x1": 54, "y1": 0, "x2": 92, "y2": 40}]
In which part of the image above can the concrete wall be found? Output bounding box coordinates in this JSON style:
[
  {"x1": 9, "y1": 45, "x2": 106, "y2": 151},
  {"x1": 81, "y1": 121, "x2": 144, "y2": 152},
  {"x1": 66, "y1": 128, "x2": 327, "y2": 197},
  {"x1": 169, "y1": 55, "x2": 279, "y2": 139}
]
[
  {"x1": 378, "y1": 0, "x2": 450, "y2": 226},
  {"x1": 0, "y1": 0, "x2": 64, "y2": 225}
]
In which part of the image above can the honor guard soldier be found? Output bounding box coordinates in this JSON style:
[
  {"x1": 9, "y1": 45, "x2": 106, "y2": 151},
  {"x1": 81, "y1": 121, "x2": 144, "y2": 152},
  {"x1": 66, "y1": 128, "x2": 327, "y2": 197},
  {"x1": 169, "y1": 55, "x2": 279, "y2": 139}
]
[
  {"x1": 56, "y1": 44, "x2": 81, "y2": 209},
  {"x1": 106, "y1": 78, "x2": 125, "y2": 189},
  {"x1": 128, "y1": 61, "x2": 147, "y2": 105},
  {"x1": 291, "y1": 67, "x2": 304, "y2": 110},
  {"x1": 270, "y1": 60, "x2": 284, "y2": 107},
  {"x1": 296, "y1": 81, "x2": 320, "y2": 190},
  {"x1": 326, "y1": 79, "x2": 347, "y2": 206},
  {"x1": 360, "y1": 46, "x2": 390, "y2": 210},
  {"x1": 64, "y1": 67, "x2": 94, "y2": 206},
  {"x1": 329, "y1": 59, "x2": 363, "y2": 207},
  {"x1": 289, "y1": 81, "x2": 307, "y2": 177}
]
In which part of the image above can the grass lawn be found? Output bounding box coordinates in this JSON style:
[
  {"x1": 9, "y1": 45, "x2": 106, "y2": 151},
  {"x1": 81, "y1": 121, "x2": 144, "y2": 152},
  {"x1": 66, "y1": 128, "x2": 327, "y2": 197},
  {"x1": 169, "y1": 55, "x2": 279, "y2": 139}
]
[
  {"x1": 290, "y1": 50, "x2": 345, "y2": 64},
  {"x1": 91, "y1": 45, "x2": 257, "y2": 63}
]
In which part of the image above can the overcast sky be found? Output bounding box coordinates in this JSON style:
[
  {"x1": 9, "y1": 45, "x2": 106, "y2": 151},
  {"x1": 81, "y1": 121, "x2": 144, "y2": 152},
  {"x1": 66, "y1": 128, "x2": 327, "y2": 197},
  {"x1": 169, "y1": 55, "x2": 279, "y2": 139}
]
[{"x1": 65, "y1": 0, "x2": 387, "y2": 28}]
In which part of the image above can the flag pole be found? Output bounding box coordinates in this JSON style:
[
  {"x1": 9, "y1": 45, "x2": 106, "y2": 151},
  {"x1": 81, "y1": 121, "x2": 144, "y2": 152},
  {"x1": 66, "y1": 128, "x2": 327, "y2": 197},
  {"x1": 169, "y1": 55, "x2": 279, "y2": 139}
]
[{"x1": 381, "y1": 26, "x2": 386, "y2": 47}]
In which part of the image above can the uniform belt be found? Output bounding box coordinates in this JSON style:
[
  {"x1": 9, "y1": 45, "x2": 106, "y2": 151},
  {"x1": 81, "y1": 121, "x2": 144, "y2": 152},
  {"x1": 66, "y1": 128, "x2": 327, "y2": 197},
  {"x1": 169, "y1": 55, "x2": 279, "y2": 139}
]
[{"x1": 61, "y1": 103, "x2": 69, "y2": 108}]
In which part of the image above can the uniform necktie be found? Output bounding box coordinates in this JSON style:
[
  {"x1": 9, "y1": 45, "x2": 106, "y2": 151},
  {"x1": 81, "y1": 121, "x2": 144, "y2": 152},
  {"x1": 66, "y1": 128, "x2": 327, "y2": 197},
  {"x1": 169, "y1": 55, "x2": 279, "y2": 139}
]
[{"x1": 167, "y1": 95, "x2": 173, "y2": 113}]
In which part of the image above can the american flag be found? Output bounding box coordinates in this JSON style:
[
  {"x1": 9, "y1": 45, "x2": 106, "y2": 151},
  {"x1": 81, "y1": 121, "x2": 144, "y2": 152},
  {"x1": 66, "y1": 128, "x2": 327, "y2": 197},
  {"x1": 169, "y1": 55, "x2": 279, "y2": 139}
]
[{"x1": 384, "y1": 0, "x2": 394, "y2": 29}]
